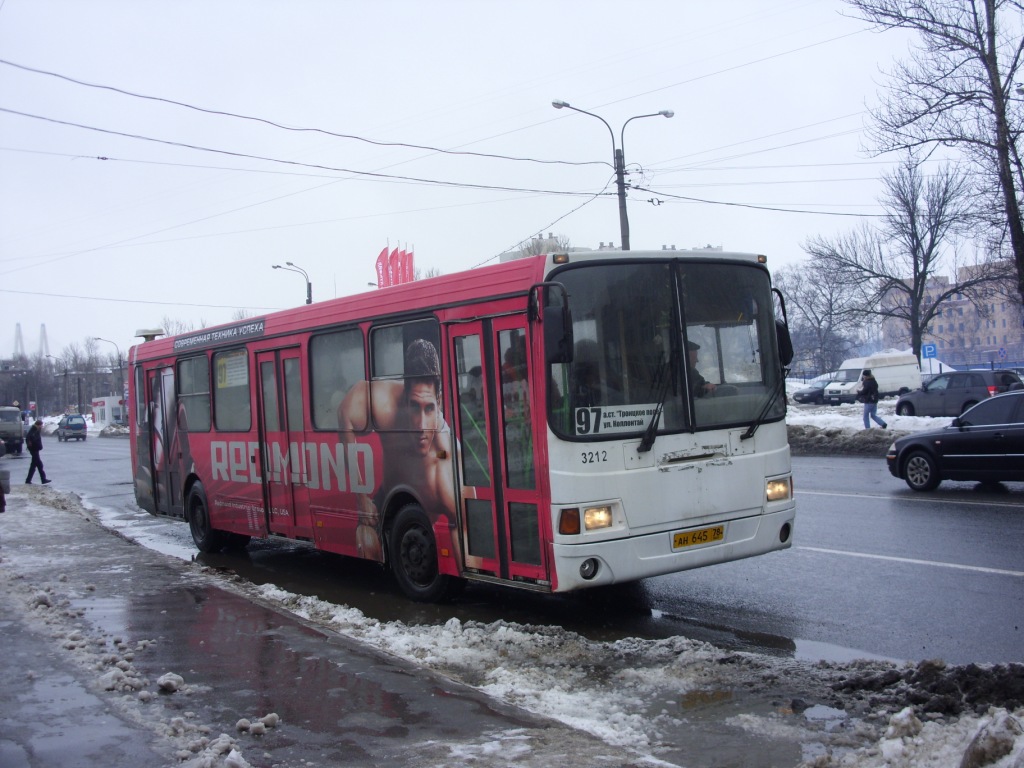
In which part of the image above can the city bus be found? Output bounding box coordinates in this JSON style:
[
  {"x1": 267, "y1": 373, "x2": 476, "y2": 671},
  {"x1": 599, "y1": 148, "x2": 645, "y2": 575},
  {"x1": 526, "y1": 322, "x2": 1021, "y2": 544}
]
[{"x1": 129, "y1": 249, "x2": 795, "y2": 602}]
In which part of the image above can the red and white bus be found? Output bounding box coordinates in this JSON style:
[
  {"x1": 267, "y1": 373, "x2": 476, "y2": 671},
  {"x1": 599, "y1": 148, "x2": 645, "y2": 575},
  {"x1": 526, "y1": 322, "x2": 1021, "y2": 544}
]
[{"x1": 129, "y1": 249, "x2": 796, "y2": 601}]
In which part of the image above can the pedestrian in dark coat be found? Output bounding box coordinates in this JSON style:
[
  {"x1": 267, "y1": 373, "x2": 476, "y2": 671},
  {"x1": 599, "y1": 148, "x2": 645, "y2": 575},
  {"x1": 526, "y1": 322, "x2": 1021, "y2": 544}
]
[
  {"x1": 25, "y1": 419, "x2": 51, "y2": 485},
  {"x1": 858, "y1": 370, "x2": 887, "y2": 430}
]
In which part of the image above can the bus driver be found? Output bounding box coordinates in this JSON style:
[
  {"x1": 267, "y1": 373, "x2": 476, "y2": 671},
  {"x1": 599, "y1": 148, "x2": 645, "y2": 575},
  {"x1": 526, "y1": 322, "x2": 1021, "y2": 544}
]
[
  {"x1": 687, "y1": 340, "x2": 717, "y2": 397},
  {"x1": 337, "y1": 338, "x2": 459, "y2": 563}
]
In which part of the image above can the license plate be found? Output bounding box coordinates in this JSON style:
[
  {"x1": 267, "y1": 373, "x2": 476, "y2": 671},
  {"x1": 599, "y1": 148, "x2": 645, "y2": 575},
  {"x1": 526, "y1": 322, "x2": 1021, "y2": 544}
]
[{"x1": 672, "y1": 525, "x2": 725, "y2": 550}]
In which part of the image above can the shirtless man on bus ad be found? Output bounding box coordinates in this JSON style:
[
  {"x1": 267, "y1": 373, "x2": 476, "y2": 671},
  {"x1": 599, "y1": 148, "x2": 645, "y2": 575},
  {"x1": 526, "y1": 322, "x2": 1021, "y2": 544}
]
[{"x1": 337, "y1": 337, "x2": 458, "y2": 563}]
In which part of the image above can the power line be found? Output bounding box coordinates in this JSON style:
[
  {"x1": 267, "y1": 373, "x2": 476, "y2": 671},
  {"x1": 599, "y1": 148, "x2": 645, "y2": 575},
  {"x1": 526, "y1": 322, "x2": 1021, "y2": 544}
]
[
  {"x1": 477, "y1": 177, "x2": 617, "y2": 269},
  {"x1": 0, "y1": 286, "x2": 281, "y2": 311},
  {"x1": 630, "y1": 185, "x2": 881, "y2": 217},
  {"x1": 0, "y1": 106, "x2": 610, "y2": 197},
  {"x1": 0, "y1": 57, "x2": 605, "y2": 169}
]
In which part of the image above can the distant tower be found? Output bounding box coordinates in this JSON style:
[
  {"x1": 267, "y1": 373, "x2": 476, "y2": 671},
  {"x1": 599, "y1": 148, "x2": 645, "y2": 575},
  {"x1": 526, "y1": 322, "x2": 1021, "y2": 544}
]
[
  {"x1": 14, "y1": 323, "x2": 25, "y2": 357},
  {"x1": 39, "y1": 324, "x2": 49, "y2": 357}
]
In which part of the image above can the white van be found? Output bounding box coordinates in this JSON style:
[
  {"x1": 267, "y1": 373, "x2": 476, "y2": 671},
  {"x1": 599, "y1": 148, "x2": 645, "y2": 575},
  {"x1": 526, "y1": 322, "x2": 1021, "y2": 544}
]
[{"x1": 824, "y1": 352, "x2": 921, "y2": 405}]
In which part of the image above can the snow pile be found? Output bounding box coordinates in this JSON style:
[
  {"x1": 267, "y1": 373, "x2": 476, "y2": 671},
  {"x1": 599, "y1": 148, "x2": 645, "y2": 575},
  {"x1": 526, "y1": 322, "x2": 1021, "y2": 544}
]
[
  {"x1": 243, "y1": 584, "x2": 1024, "y2": 767},
  {"x1": 785, "y1": 397, "x2": 947, "y2": 455}
]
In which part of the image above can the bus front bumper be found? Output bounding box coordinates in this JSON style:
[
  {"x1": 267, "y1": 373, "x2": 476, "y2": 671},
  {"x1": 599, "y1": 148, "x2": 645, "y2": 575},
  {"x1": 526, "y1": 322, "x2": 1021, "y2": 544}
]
[{"x1": 549, "y1": 507, "x2": 796, "y2": 593}]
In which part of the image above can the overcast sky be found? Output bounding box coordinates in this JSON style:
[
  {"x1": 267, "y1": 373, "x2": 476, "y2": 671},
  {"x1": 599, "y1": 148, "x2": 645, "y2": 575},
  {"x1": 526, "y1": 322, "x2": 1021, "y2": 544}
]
[{"x1": 0, "y1": 0, "x2": 924, "y2": 361}]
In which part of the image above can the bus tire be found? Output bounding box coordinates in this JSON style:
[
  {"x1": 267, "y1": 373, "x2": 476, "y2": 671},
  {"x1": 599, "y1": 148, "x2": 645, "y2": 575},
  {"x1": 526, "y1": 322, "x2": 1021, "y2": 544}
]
[
  {"x1": 388, "y1": 503, "x2": 462, "y2": 603},
  {"x1": 187, "y1": 483, "x2": 225, "y2": 553}
]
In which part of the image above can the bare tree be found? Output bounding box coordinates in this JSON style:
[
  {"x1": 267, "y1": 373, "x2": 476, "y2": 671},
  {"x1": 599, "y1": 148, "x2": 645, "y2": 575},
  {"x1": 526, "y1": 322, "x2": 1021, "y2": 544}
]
[
  {"x1": 414, "y1": 266, "x2": 443, "y2": 280},
  {"x1": 847, "y1": 0, "x2": 1024, "y2": 302},
  {"x1": 159, "y1": 316, "x2": 205, "y2": 337},
  {"x1": 774, "y1": 263, "x2": 863, "y2": 374},
  {"x1": 805, "y1": 156, "x2": 1012, "y2": 359},
  {"x1": 517, "y1": 233, "x2": 572, "y2": 258}
]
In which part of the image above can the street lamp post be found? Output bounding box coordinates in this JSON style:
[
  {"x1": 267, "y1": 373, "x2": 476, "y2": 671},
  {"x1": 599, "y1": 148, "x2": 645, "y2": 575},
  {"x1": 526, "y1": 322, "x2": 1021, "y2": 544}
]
[
  {"x1": 552, "y1": 100, "x2": 673, "y2": 250},
  {"x1": 272, "y1": 262, "x2": 312, "y2": 305},
  {"x1": 92, "y1": 337, "x2": 123, "y2": 397}
]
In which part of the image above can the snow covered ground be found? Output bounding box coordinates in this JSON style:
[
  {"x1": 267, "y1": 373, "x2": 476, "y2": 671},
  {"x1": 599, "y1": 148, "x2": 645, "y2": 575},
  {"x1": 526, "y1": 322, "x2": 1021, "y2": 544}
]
[{"x1": 2, "y1": 400, "x2": 1022, "y2": 767}]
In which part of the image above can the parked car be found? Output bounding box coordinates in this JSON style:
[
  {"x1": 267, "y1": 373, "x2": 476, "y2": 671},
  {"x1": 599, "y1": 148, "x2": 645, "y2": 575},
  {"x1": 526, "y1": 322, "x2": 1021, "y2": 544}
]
[
  {"x1": 792, "y1": 374, "x2": 835, "y2": 405},
  {"x1": 56, "y1": 414, "x2": 88, "y2": 442},
  {"x1": 894, "y1": 369, "x2": 1022, "y2": 417},
  {"x1": 0, "y1": 406, "x2": 23, "y2": 455},
  {"x1": 887, "y1": 390, "x2": 1024, "y2": 491}
]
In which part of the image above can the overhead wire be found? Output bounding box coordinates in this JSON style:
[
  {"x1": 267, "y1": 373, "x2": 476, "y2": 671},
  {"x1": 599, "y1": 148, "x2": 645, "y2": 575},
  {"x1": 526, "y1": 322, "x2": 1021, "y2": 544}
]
[
  {"x1": 0, "y1": 57, "x2": 606, "y2": 169},
  {"x1": 630, "y1": 185, "x2": 880, "y2": 217},
  {"x1": 0, "y1": 107, "x2": 611, "y2": 197},
  {"x1": 0, "y1": 286, "x2": 283, "y2": 311}
]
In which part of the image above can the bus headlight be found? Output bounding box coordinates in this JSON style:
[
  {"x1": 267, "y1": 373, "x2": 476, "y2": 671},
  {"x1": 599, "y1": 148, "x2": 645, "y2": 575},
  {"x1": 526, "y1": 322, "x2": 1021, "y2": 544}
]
[
  {"x1": 766, "y1": 477, "x2": 792, "y2": 502},
  {"x1": 583, "y1": 505, "x2": 613, "y2": 530}
]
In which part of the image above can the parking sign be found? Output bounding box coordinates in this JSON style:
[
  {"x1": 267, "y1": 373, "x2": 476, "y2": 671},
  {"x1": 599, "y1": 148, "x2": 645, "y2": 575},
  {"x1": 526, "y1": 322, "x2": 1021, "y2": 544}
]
[{"x1": 922, "y1": 343, "x2": 937, "y2": 359}]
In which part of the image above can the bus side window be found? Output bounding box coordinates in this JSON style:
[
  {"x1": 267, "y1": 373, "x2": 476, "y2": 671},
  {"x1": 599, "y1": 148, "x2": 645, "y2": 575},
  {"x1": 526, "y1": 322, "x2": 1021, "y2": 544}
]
[
  {"x1": 310, "y1": 329, "x2": 366, "y2": 430},
  {"x1": 213, "y1": 349, "x2": 252, "y2": 432},
  {"x1": 134, "y1": 366, "x2": 148, "y2": 426},
  {"x1": 177, "y1": 355, "x2": 211, "y2": 431}
]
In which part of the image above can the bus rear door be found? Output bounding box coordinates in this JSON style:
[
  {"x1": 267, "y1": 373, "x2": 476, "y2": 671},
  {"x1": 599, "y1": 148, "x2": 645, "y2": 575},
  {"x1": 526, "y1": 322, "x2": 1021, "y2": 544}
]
[
  {"x1": 256, "y1": 348, "x2": 312, "y2": 539},
  {"x1": 448, "y1": 316, "x2": 548, "y2": 587}
]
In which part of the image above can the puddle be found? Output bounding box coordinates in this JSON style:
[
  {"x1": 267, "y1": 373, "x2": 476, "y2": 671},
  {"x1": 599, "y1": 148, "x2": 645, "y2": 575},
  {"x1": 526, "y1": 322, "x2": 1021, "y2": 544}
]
[
  {"x1": 803, "y1": 703, "x2": 848, "y2": 731},
  {"x1": 794, "y1": 637, "x2": 901, "y2": 664}
]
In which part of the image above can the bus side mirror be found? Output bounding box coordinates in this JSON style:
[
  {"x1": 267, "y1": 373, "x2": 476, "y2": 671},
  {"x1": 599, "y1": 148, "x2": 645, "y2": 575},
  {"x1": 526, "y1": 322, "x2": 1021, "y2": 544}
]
[
  {"x1": 530, "y1": 281, "x2": 574, "y2": 365},
  {"x1": 544, "y1": 305, "x2": 574, "y2": 364},
  {"x1": 776, "y1": 320, "x2": 793, "y2": 367}
]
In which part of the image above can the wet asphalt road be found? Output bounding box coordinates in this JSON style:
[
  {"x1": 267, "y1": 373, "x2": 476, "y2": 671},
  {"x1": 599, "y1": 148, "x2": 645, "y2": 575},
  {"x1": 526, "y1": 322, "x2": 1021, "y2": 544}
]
[
  {"x1": 7, "y1": 435, "x2": 1024, "y2": 666},
  {"x1": 0, "y1": 478, "x2": 647, "y2": 768}
]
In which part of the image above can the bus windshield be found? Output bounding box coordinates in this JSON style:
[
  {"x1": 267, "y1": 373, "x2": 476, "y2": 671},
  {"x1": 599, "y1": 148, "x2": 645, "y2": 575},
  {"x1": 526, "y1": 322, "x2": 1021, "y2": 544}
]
[{"x1": 549, "y1": 260, "x2": 785, "y2": 438}]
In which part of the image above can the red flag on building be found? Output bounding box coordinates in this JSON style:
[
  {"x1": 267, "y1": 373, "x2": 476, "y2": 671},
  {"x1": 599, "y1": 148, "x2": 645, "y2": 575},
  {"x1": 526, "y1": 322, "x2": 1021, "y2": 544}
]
[
  {"x1": 375, "y1": 246, "x2": 389, "y2": 288},
  {"x1": 388, "y1": 247, "x2": 401, "y2": 286},
  {"x1": 393, "y1": 249, "x2": 405, "y2": 286},
  {"x1": 404, "y1": 249, "x2": 415, "y2": 283}
]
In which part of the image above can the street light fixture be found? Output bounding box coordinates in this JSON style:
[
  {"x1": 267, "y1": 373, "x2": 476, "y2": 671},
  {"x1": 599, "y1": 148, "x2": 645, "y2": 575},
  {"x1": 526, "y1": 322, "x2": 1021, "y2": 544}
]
[
  {"x1": 272, "y1": 262, "x2": 313, "y2": 305},
  {"x1": 92, "y1": 337, "x2": 124, "y2": 397},
  {"x1": 552, "y1": 99, "x2": 673, "y2": 250}
]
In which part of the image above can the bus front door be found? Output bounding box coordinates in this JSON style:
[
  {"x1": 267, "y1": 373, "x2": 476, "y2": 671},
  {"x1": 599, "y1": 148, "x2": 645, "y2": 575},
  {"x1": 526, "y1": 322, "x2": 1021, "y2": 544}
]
[
  {"x1": 257, "y1": 349, "x2": 312, "y2": 540},
  {"x1": 150, "y1": 367, "x2": 182, "y2": 517},
  {"x1": 449, "y1": 317, "x2": 548, "y2": 587}
]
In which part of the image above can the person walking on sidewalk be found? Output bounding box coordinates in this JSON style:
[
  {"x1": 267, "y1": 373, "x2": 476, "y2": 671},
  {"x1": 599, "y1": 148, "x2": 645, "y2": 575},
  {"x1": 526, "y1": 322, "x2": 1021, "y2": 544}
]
[
  {"x1": 25, "y1": 419, "x2": 51, "y2": 485},
  {"x1": 858, "y1": 370, "x2": 887, "y2": 430}
]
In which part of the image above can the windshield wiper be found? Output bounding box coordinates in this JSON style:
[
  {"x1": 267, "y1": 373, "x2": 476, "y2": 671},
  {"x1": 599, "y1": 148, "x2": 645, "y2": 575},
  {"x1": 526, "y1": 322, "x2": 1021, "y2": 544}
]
[
  {"x1": 741, "y1": 376, "x2": 785, "y2": 440},
  {"x1": 638, "y1": 356, "x2": 673, "y2": 453}
]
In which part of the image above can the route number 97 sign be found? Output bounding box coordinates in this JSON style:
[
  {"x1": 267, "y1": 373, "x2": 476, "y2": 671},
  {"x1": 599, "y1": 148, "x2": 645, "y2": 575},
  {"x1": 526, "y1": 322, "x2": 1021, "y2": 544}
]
[{"x1": 575, "y1": 404, "x2": 658, "y2": 436}]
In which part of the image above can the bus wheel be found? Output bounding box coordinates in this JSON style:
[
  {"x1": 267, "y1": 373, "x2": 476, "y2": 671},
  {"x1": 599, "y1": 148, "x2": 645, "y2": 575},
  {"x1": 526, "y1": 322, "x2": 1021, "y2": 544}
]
[
  {"x1": 389, "y1": 504, "x2": 462, "y2": 603},
  {"x1": 187, "y1": 483, "x2": 225, "y2": 553}
]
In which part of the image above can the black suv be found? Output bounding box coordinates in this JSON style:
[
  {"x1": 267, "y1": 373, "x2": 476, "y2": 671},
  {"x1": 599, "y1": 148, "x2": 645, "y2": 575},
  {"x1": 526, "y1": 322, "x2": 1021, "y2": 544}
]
[
  {"x1": 56, "y1": 415, "x2": 88, "y2": 441},
  {"x1": 894, "y1": 369, "x2": 1023, "y2": 417}
]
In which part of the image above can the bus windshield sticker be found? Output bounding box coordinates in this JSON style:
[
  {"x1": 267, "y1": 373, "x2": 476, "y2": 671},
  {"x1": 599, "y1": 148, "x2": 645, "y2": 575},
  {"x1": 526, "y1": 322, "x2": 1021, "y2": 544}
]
[{"x1": 575, "y1": 404, "x2": 658, "y2": 436}]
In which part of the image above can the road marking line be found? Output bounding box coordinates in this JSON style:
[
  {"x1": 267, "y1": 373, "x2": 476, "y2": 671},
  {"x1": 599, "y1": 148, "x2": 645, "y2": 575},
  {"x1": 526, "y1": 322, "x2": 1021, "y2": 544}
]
[
  {"x1": 796, "y1": 489, "x2": 1024, "y2": 509},
  {"x1": 798, "y1": 546, "x2": 1024, "y2": 577}
]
